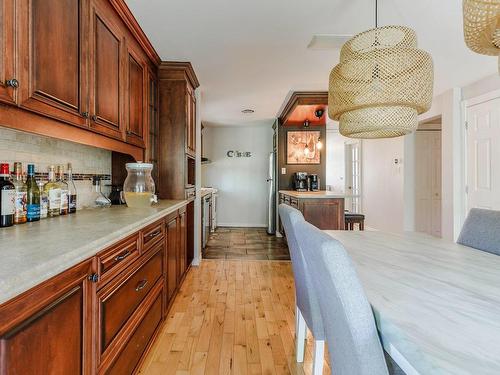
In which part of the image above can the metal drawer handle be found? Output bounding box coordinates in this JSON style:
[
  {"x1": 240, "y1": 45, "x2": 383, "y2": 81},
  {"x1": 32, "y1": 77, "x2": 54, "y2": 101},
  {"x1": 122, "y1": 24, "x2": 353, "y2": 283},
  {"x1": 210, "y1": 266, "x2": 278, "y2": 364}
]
[
  {"x1": 135, "y1": 279, "x2": 148, "y2": 291},
  {"x1": 114, "y1": 250, "x2": 131, "y2": 262},
  {"x1": 147, "y1": 230, "x2": 161, "y2": 239}
]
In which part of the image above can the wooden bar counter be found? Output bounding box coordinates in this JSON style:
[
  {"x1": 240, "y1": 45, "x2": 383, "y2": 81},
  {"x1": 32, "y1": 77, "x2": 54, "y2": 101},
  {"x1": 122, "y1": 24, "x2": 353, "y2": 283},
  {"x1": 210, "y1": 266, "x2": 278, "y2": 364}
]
[{"x1": 279, "y1": 190, "x2": 345, "y2": 230}]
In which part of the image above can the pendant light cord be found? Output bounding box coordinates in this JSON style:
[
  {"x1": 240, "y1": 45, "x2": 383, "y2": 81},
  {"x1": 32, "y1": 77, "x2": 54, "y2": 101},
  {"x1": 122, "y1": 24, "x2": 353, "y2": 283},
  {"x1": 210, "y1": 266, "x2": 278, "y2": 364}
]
[{"x1": 375, "y1": 0, "x2": 378, "y2": 28}]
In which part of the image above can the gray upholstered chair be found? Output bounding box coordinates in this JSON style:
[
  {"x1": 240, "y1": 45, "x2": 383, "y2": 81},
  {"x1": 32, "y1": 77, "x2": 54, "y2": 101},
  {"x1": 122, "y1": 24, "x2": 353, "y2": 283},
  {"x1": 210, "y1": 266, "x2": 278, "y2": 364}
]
[
  {"x1": 457, "y1": 208, "x2": 500, "y2": 255},
  {"x1": 279, "y1": 204, "x2": 325, "y2": 374},
  {"x1": 293, "y1": 218, "x2": 403, "y2": 375}
]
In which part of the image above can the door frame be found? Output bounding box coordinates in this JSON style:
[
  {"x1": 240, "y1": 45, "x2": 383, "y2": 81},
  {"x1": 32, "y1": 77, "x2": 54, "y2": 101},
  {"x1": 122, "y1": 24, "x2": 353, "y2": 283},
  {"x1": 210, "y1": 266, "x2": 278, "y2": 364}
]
[
  {"x1": 344, "y1": 139, "x2": 362, "y2": 213},
  {"x1": 462, "y1": 88, "x2": 500, "y2": 218}
]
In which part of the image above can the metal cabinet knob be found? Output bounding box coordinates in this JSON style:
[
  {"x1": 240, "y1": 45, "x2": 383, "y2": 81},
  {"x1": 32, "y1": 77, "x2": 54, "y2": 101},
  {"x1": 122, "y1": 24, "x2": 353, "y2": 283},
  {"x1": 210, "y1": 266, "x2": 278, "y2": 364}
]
[
  {"x1": 88, "y1": 273, "x2": 99, "y2": 283},
  {"x1": 6, "y1": 79, "x2": 19, "y2": 88},
  {"x1": 82, "y1": 112, "x2": 89, "y2": 118},
  {"x1": 91, "y1": 115, "x2": 98, "y2": 121}
]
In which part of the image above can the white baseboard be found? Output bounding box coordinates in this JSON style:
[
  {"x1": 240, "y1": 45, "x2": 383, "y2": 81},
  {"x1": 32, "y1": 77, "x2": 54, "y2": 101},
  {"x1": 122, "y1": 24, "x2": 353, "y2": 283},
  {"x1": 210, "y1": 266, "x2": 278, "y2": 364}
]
[{"x1": 217, "y1": 222, "x2": 268, "y2": 228}]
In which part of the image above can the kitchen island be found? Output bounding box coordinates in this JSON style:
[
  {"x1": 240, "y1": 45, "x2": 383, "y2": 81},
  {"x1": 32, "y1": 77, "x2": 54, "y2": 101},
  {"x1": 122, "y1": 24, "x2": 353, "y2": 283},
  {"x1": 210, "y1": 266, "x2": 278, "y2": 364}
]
[{"x1": 279, "y1": 190, "x2": 346, "y2": 230}]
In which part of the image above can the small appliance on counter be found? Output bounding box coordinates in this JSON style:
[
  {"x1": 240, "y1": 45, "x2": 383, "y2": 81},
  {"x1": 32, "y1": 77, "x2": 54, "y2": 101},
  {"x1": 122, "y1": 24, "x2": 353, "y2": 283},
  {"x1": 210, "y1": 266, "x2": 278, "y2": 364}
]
[
  {"x1": 293, "y1": 172, "x2": 308, "y2": 191},
  {"x1": 307, "y1": 174, "x2": 320, "y2": 191},
  {"x1": 109, "y1": 185, "x2": 125, "y2": 205},
  {"x1": 123, "y1": 162, "x2": 157, "y2": 208}
]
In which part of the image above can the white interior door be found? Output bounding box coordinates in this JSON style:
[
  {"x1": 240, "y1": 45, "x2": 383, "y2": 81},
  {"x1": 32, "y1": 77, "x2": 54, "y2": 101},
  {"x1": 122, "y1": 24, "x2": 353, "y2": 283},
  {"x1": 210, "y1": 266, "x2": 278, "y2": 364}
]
[
  {"x1": 415, "y1": 131, "x2": 442, "y2": 237},
  {"x1": 466, "y1": 96, "x2": 500, "y2": 211},
  {"x1": 345, "y1": 142, "x2": 361, "y2": 213}
]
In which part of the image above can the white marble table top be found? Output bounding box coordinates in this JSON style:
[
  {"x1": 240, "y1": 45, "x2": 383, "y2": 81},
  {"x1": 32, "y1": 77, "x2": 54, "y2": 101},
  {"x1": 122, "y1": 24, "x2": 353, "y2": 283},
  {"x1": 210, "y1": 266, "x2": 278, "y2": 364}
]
[
  {"x1": 0, "y1": 200, "x2": 187, "y2": 305},
  {"x1": 324, "y1": 230, "x2": 500, "y2": 375}
]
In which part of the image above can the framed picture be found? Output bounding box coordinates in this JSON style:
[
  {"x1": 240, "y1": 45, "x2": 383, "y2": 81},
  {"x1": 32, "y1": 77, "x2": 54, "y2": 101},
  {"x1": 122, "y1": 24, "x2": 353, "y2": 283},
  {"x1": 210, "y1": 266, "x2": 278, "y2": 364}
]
[{"x1": 286, "y1": 130, "x2": 321, "y2": 164}]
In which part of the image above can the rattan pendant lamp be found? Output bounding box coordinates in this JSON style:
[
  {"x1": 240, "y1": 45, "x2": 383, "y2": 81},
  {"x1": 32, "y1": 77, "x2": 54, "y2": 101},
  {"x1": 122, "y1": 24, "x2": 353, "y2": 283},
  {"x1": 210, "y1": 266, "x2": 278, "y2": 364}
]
[
  {"x1": 328, "y1": 0, "x2": 434, "y2": 138},
  {"x1": 463, "y1": 0, "x2": 500, "y2": 72}
]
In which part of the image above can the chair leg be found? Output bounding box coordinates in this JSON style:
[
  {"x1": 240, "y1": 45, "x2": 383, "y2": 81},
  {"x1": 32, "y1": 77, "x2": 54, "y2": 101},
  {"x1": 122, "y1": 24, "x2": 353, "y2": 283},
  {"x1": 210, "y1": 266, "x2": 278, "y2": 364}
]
[
  {"x1": 295, "y1": 307, "x2": 307, "y2": 363},
  {"x1": 312, "y1": 340, "x2": 325, "y2": 375}
]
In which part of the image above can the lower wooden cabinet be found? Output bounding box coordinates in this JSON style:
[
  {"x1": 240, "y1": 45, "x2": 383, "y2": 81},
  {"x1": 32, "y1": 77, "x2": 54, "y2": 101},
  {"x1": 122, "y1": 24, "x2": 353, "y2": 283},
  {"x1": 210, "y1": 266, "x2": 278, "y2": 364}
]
[
  {"x1": 0, "y1": 205, "x2": 192, "y2": 375},
  {"x1": 0, "y1": 259, "x2": 94, "y2": 375}
]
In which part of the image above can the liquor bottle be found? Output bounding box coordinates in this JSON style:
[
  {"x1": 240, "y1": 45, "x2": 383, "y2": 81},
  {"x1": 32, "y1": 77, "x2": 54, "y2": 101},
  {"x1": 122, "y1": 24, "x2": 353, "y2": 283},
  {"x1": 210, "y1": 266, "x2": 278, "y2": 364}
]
[
  {"x1": 38, "y1": 181, "x2": 48, "y2": 219},
  {"x1": 12, "y1": 162, "x2": 27, "y2": 224},
  {"x1": 57, "y1": 165, "x2": 69, "y2": 215},
  {"x1": 26, "y1": 164, "x2": 40, "y2": 222},
  {"x1": 66, "y1": 163, "x2": 77, "y2": 213},
  {"x1": 0, "y1": 163, "x2": 15, "y2": 228},
  {"x1": 44, "y1": 165, "x2": 61, "y2": 217}
]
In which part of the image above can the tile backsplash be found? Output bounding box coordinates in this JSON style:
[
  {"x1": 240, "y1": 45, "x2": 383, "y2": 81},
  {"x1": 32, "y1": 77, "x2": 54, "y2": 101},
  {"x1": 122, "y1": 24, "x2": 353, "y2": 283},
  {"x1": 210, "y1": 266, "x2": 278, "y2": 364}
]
[{"x1": 0, "y1": 127, "x2": 112, "y2": 209}]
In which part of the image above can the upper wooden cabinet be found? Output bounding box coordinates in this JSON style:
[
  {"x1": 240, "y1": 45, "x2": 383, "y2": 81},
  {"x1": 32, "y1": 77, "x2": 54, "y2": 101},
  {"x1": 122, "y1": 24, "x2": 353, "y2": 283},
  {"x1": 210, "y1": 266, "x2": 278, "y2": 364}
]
[
  {"x1": 186, "y1": 85, "x2": 196, "y2": 156},
  {"x1": 17, "y1": 0, "x2": 88, "y2": 127},
  {"x1": 0, "y1": 0, "x2": 17, "y2": 105},
  {"x1": 125, "y1": 41, "x2": 147, "y2": 148},
  {"x1": 89, "y1": 0, "x2": 124, "y2": 140},
  {"x1": 0, "y1": 0, "x2": 159, "y2": 155}
]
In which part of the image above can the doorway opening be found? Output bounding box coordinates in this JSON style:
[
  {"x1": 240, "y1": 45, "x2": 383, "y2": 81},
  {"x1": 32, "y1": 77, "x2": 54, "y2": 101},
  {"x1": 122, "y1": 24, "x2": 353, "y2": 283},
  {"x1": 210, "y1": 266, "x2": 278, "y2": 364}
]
[{"x1": 415, "y1": 117, "x2": 442, "y2": 237}]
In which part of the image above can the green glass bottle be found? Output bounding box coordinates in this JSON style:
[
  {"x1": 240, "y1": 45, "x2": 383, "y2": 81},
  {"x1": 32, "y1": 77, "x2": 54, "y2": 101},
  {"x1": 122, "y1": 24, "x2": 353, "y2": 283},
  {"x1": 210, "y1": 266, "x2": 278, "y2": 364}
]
[{"x1": 26, "y1": 164, "x2": 40, "y2": 222}]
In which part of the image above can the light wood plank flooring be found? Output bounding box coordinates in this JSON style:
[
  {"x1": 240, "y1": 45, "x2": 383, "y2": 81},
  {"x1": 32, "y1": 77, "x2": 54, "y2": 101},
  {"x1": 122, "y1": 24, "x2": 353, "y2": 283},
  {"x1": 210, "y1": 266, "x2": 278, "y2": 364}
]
[{"x1": 138, "y1": 260, "x2": 330, "y2": 374}]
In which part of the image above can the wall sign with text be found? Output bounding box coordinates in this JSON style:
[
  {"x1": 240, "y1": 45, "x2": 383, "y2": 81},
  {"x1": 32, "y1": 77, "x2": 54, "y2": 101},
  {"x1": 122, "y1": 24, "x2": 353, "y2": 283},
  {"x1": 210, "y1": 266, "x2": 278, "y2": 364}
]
[{"x1": 227, "y1": 151, "x2": 252, "y2": 158}]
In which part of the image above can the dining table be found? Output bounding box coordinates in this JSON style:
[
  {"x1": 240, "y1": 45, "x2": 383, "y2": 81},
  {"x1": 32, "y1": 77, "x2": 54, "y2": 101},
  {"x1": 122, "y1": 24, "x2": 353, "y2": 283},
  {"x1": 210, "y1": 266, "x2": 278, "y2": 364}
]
[{"x1": 324, "y1": 230, "x2": 500, "y2": 375}]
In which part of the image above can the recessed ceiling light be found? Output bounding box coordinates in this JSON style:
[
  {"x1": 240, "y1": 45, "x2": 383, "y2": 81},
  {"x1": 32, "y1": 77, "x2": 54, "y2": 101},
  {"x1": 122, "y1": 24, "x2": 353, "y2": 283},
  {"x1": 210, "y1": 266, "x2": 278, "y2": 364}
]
[
  {"x1": 307, "y1": 34, "x2": 353, "y2": 50},
  {"x1": 242, "y1": 109, "x2": 255, "y2": 114}
]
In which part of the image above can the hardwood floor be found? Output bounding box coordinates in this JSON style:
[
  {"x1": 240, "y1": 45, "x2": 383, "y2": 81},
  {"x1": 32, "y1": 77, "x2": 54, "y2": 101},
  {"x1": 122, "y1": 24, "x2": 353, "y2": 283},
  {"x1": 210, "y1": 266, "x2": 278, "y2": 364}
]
[
  {"x1": 138, "y1": 260, "x2": 330, "y2": 374},
  {"x1": 203, "y1": 228, "x2": 290, "y2": 260}
]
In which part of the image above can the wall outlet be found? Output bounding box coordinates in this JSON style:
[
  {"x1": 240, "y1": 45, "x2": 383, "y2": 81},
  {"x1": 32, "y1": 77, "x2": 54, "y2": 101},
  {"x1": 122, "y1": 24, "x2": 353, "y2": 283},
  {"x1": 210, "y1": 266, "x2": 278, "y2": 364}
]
[{"x1": 281, "y1": 167, "x2": 286, "y2": 175}]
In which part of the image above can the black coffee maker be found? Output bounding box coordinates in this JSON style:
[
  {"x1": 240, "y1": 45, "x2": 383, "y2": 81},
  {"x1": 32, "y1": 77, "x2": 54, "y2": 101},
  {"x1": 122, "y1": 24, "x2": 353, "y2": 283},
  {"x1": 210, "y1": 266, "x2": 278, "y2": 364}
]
[
  {"x1": 293, "y1": 172, "x2": 308, "y2": 191},
  {"x1": 307, "y1": 174, "x2": 320, "y2": 191}
]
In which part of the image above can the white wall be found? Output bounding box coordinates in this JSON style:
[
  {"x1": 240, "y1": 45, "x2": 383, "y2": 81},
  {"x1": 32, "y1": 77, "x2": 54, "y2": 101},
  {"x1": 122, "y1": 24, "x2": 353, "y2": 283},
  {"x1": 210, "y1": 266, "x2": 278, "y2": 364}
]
[
  {"x1": 361, "y1": 137, "x2": 406, "y2": 232},
  {"x1": 202, "y1": 124, "x2": 273, "y2": 227}
]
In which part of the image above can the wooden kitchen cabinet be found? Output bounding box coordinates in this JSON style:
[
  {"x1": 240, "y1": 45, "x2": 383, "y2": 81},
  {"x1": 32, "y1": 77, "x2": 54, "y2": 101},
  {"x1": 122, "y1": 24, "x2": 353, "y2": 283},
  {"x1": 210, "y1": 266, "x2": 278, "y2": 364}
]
[
  {"x1": 89, "y1": 0, "x2": 124, "y2": 140},
  {"x1": 166, "y1": 213, "x2": 179, "y2": 302},
  {"x1": 0, "y1": 259, "x2": 95, "y2": 375},
  {"x1": 0, "y1": 0, "x2": 17, "y2": 105},
  {"x1": 17, "y1": 0, "x2": 89, "y2": 127},
  {"x1": 186, "y1": 84, "x2": 196, "y2": 156}
]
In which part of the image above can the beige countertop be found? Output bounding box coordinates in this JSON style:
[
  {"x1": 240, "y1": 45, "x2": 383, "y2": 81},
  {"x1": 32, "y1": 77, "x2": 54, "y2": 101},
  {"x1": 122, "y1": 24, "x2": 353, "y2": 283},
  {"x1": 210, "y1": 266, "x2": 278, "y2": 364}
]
[
  {"x1": 0, "y1": 200, "x2": 187, "y2": 304},
  {"x1": 279, "y1": 190, "x2": 349, "y2": 199}
]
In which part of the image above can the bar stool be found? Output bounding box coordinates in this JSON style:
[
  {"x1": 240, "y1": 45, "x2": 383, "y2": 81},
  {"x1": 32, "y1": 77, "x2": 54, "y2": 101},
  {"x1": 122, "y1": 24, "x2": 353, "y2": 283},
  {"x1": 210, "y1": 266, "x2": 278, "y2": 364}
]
[{"x1": 345, "y1": 213, "x2": 365, "y2": 230}]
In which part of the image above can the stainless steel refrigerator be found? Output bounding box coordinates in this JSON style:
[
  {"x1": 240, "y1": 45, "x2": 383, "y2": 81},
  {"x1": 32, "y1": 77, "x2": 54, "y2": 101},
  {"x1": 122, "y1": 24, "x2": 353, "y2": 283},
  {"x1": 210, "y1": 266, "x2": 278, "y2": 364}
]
[{"x1": 267, "y1": 151, "x2": 276, "y2": 234}]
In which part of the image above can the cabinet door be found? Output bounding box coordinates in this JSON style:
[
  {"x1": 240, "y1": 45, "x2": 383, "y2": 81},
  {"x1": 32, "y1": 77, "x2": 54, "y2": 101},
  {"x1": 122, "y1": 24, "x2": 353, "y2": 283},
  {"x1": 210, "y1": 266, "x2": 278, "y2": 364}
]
[
  {"x1": 17, "y1": 0, "x2": 88, "y2": 126},
  {"x1": 177, "y1": 210, "x2": 187, "y2": 282},
  {"x1": 0, "y1": 260, "x2": 94, "y2": 375},
  {"x1": 125, "y1": 43, "x2": 146, "y2": 148},
  {"x1": 186, "y1": 86, "x2": 196, "y2": 156},
  {"x1": 166, "y1": 216, "x2": 178, "y2": 301},
  {"x1": 89, "y1": 1, "x2": 124, "y2": 140},
  {"x1": 0, "y1": 0, "x2": 16, "y2": 105}
]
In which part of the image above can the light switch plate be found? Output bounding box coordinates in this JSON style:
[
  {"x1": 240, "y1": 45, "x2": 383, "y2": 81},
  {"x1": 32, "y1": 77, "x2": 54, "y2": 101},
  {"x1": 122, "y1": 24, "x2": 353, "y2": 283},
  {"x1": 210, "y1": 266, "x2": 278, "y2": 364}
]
[{"x1": 281, "y1": 167, "x2": 286, "y2": 175}]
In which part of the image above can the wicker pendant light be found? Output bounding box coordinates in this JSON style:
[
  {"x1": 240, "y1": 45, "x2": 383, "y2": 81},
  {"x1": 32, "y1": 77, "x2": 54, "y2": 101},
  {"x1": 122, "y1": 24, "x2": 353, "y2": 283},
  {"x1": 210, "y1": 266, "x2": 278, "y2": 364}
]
[
  {"x1": 463, "y1": 0, "x2": 500, "y2": 72},
  {"x1": 328, "y1": 2, "x2": 434, "y2": 139}
]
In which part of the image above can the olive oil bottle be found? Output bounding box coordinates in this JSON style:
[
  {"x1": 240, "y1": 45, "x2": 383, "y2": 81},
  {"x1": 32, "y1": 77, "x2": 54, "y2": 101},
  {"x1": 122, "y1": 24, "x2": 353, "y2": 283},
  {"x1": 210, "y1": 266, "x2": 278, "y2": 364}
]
[{"x1": 44, "y1": 165, "x2": 61, "y2": 217}]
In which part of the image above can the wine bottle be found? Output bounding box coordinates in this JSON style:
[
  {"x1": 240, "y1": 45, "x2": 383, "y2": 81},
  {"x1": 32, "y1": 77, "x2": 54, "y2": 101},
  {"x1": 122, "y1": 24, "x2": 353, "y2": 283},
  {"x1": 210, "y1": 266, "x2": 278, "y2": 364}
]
[
  {"x1": 38, "y1": 181, "x2": 48, "y2": 219},
  {"x1": 26, "y1": 164, "x2": 40, "y2": 222},
  {"x1": 57, "y1": 165, "x2": 69, "y2": 215},
  {"x1": 44, "y1": 165, "x2": 61, "y2": 217},
  {"x1": 66, "y1": 163, "x2": 77, "y2": 213},
  {"x1": 0, "y1": 163, "x2": 15, "y2": 228},
  {"x1": 12, "y1": 162, "x2": 27, "y2": 224}
]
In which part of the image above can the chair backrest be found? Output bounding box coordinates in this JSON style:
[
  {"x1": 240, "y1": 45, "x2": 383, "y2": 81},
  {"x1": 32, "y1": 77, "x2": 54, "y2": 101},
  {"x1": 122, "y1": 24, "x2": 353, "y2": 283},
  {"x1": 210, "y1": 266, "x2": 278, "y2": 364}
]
[
  {"x1": 457, "y1": 208, "x2": 500, "y2": 255},
  {"x1": 278, "y1": 204, "x2": 324, "y2": 339},
  {"x1": 293, "y1": 219, "x2": 388, "y2": 375}
]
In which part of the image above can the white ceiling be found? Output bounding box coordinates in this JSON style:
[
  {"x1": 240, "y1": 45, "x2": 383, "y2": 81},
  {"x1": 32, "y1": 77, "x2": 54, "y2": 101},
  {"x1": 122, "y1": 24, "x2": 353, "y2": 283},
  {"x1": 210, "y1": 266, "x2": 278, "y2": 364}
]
[{"x1": 126, "y1": 0, "x2": 498, "y2": 127}]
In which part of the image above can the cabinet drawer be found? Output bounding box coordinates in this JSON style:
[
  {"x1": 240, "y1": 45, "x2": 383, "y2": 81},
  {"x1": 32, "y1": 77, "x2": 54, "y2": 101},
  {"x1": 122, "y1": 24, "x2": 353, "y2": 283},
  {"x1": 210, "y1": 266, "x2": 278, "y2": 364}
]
[
  {"x1": 105, "y1": 291, "x2": 162, "y2": 375},
  {"x1": 98, "y1": 234, "x2": 140, "y2": 281},
  {"x1": 100, "y1": 246, "x2": 163, "y2": 351},
  {"x1": 142, "y1": 220, "x2": 165, "y2": 252},
  {"x1": 290, "y1": 198, "x2": 299, "y2": 208}
]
